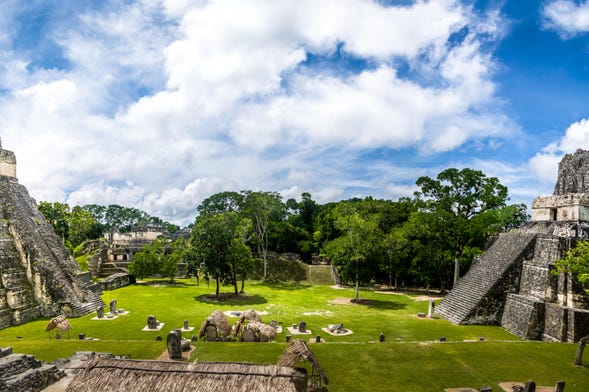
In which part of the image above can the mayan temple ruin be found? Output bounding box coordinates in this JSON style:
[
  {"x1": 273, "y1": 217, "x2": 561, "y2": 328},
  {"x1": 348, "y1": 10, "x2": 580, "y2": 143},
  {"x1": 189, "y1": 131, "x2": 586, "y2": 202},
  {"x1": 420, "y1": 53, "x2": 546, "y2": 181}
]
[
  {"x1": 0, "y1": 139, "x2": 103, "y2": 329},
  {"x1": 437, "y1": 149, "x2": 589, "y2": 342}
]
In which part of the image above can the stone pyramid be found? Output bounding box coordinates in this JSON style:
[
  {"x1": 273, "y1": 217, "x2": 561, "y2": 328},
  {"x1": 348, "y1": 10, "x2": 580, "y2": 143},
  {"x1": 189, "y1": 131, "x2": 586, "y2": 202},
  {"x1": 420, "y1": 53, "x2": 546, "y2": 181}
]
[
  {"x1": 0, "y1": 140, "x2": 103, "y2": 329},
  {"x1": 437, "y1": 149, "x2": 589, "y2": 342}
]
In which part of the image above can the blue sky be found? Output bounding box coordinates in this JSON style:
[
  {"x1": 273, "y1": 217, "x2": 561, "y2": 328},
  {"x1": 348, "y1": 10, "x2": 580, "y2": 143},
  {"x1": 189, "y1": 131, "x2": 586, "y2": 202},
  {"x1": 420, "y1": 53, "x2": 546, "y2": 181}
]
[{"x1": 1, "y1": 0, "x2": 589, "y2": 226}]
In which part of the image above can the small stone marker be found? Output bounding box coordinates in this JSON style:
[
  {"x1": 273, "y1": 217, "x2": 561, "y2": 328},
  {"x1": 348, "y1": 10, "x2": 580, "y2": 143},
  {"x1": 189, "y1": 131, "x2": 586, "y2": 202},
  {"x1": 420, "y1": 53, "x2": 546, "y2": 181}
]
[
  {"x1": 96, "y1": 308, "x2": 104, "y2": 319},
  {"x1": 191, "y1": 335, "x2": 198, "y2": 342},
  {"x1": 167, "y1": 330, "x2": 183, "y2": 359},
  {"x1": 524, "y1": 380, "x2": 536, "y2": 392},
  {"x1": 181, "y1": 338, "x2": 191, "y2": 351},
  {"x1": 109, "y1": 299, "x2": 117, "y2": 315},
  {"x1": 315, "y1": 335, "x2": 321, "y2": 343},
  {"x1": 292, "y1": 324, "x2": 298, "y2": 330},
  {"x1": 379, "y1": 332, "x2": 385, "y2": 342},
  {"x1": 554, "y1": 381, "x2": 565, "y2": 392},
  {"x1": 206, "y1": 325, "x2": 217, "y2": 342},
  {"x1": 478, "y1": 387, "x2": 492, "y2": 392},
  {"x1": 147, "y1": 315, "x2": 158, "y2": 329},
  {"x1": 428, "y1": 300, "x2": 435, "y2": 317},
  {"x1": 439, "y1": 336, "x2": 446, "y2": 342},
  {"x1": 417, "y1": 312, "x2": 426, "y2": 318},
  {"x1": 286, "y1": 335, "x2": 291, "y2": 342},
  {"x1": 156, "y1": 335, "x2": 162, "y2": 342},
  {"x1": 270, "y1": 320, "x2": 277, "y2": 328},
  {"x1": 243, "y1": 328, "x2": 255, "y2": 342},
  {"x1": 183, "y1": 320, "x2": 189, "y2": 330},
  {"x1": 298, "y1": 321, "x2": 307, "y2": 333}
]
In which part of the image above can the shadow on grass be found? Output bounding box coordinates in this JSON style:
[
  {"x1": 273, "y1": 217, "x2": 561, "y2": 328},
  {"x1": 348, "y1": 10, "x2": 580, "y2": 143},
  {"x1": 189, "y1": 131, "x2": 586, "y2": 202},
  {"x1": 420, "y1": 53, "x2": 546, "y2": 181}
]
[
  {"x1": 135, "y1": 280, "x2": 194, "y2": 288},
  {"x1": 350, "y1": 298, "x2": 407, "y2": 310},
  {"x1": 194, "y1": 293, "x2": 268, "y2": 305},
  {"x1": 251, "y1": 282, "x2": 312, "y2": 291}
]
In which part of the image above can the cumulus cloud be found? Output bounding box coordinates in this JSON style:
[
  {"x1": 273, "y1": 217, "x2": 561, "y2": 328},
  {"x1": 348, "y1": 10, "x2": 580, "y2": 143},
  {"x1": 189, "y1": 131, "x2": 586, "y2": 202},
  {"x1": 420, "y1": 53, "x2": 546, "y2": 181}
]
[
  {"x1": 0, "y1": 0, "x2": 517, "y2": 225},
  {"x1": 542, "y1": 0, "x2": 589, "y2": 37},
  {"x1": 527, "y1": 118, "x2": 589, "y2": 191}
]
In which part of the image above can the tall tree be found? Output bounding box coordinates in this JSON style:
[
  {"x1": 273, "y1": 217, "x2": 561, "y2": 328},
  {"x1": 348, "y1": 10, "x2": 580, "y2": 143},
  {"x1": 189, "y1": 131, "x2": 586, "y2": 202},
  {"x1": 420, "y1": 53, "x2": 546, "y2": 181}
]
[
  {"x1": 414, "y1": 168, "x2": 509, "y2": 287},
  {"x1": 190, "y1": 212, "x2": 252, "y2": 297},
  {"x1": 324, "y1": 204, "x2": 380, "y2": 301},
  {"x1": 241, "y1": 191, "x2": 285, "y2": 278}
]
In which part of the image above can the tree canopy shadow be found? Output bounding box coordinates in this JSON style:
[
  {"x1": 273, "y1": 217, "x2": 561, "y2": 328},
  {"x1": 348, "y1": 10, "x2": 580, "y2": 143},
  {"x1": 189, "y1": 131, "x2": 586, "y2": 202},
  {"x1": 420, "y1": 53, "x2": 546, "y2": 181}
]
[
  {"x1": 135, "y1": 280, "x2": 193, "y2": 288},
  {"x1": 252, "y1": 281, "x2": 312, "y2": 291},
  {"x1": 194, "y1": 292, "x2": 267, "y2": 305},
  {"x1": 350, "y1": 298, "x2": 406, "y2": 310}
]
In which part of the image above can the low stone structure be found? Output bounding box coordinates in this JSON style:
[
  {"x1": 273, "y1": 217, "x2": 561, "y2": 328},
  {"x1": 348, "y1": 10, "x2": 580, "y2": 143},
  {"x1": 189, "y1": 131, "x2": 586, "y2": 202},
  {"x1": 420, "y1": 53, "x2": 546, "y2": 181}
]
[
  {"x1": 0, "y1": 141, "x2": 103, "y2": 329},
  {"x1": 0, "y1": 347, "x2": 65, "y2": 392},
  {"x1": 437, "y1": 149, "x2": 589, "y2": 342}
]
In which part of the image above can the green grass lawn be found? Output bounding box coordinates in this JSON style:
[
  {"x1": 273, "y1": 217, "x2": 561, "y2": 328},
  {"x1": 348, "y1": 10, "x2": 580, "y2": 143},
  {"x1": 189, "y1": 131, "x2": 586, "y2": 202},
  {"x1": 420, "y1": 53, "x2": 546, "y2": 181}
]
[{"x1": 1, "y1": 279, "x2": 588, "y2": 391}]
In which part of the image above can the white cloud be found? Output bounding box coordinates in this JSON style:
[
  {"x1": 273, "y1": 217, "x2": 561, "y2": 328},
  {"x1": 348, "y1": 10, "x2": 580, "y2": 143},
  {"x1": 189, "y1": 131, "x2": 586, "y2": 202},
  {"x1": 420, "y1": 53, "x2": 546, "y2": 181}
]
[
  {"x1": 529, "y1": 117, "x2": 589, "y2": 189},
  {"x1": 0, "y1": 0, "x2": 517, "y2": 225},
  {"x1": 543, "y1": 0, "x2": 589, "y2": 37}
]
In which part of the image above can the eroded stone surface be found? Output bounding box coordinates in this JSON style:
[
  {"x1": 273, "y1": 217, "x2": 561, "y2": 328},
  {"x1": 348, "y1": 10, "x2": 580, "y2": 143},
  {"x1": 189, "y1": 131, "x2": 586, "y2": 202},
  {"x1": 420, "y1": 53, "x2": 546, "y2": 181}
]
[{"x1": 0, "y1": 144, "x2": 103, "y2": 329}]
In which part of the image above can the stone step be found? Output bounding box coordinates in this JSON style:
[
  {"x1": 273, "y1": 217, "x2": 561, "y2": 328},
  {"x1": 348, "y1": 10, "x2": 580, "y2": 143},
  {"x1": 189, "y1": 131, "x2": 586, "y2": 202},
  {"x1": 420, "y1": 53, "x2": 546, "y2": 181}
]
[
  {"x1": 0, "y1": 353, "x2": 40, "y2": 379},
  {"x1": 437, "y1": 232, "x2": 536, "y2": 324},
  {"x1": 1, "y1": 361, "x2": 64, "y2": 392}
]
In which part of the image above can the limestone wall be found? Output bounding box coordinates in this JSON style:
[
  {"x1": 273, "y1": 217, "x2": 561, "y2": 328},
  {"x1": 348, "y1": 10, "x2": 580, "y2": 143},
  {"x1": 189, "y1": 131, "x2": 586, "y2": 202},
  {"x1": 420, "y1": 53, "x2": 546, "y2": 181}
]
[
  {"x1": 531, "y1": 194, "x2": 589, "y2": 222},
  {"x1": 0, "y1": 149, "x2": 16, "y2": 178}
]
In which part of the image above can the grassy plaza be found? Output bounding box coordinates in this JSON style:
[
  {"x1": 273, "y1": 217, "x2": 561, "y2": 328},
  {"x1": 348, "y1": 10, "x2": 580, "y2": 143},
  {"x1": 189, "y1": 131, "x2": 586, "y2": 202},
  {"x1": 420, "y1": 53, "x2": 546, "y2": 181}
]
[{"x1": 1, "y1": 279, "x2": 588, "y2": 391}]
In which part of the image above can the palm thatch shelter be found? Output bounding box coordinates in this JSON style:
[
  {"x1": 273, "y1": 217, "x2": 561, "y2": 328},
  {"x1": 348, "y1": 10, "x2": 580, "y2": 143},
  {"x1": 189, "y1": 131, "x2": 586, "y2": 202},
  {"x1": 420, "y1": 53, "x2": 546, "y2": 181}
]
[
  {"x1": 238, "y1": 320, "x2": 277, "y2": 342},
  {"x1": 277, "y1": 339, "x2": 328, "y2": 389},
  {"x1": 232, "y1": 309, "x2": 263, "y2": 336},
  {"x1": 45, "y1": 315, "x2": 71, "y2": 338},
  {"x1": 198, "y1": 310, "x2": 232, "y2": 341},
  {"x1": 65, "y1": 357, "x2": 308, "y2": 392}
]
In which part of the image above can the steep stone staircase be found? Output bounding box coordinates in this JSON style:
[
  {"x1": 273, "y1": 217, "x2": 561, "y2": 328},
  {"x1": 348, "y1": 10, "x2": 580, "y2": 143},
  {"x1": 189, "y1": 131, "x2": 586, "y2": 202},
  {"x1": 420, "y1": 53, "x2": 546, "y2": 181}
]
[
  {"x1": 0, "y1": 347, "x2": 64, "y2": 392},
  {"x1": 436, "y1": 232, "x2": 537, "y2": 324}
]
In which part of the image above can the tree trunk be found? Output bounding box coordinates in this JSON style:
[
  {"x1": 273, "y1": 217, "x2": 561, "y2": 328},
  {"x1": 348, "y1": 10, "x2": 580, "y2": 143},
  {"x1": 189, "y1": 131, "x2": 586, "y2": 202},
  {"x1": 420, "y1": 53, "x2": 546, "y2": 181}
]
[
  {"x1": 233, "y1": 270, "x2": 238, "y2": 295},
  {"x1": 354, "y1": 259, "x2": 359, "y2": 302},
  {"x1": 215, "y1": 276, "x2": 220, "y2": 298},
  {"x1": 453, "y1": 250, "x2": 461, "y2": 288},
  {"x1": 574, "y1": 335, "x2": 589, "y2": 367},
  {"x1": 240, "y1": 275, "x2": 245, "y2": 293}
]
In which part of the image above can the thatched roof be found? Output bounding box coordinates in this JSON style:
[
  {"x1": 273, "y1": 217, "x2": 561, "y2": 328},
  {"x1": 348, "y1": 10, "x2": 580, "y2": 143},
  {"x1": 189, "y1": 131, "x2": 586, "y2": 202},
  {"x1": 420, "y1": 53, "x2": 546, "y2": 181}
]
[
  {"x1": 277, "y1": 339, "x2": 328, "y2": 385},
  {"x1": 45, "y1": 315, "x2": 71, "y2": 332},
  {"x1": 198, "y1": 310, "x2": 232, "y2": 340},
  {"x1": 232, "y1": 309, "x2": 263, "y2": 336},
  {"x1": 65, "y1": 357, "x2": 308, "y2": 392}
]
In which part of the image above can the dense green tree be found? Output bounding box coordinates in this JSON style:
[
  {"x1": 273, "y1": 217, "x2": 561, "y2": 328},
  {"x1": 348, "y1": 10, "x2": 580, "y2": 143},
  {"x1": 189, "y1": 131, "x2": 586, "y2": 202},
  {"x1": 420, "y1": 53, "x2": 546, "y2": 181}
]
[
  {"x1": 38, "y1": 201, "x2": 70, "y2": 242},
  {"x1": 382, "y1": 227, "x2": 410, "y2": 288},
  {"x1": 324, "y1": 203, "x2": 381, "y2": 301},
  {"x1": 197, "y1": 191, "x2": 244, "y2": 216},
  {"x1": 554, "y1": 240, "x2": 589, "y2": 288},
  {"x1": 191, "y1": 213, "x2": 236, "y2": 297},
  {"x1": 553, "y1": 239, "x2": 589, "y2": 367},
  {"x1": 128, "y1": 238, "x2": 176, "y2": 281},
  {"x1": 128, "y1": 241, "x2": 161, "y2": 280},
  {"x1": 414, "y1": 168, "x2": 510, "y2": 287},
  {"x1": 68, "y1": 206, "x2": 101, "y2": 247}
]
